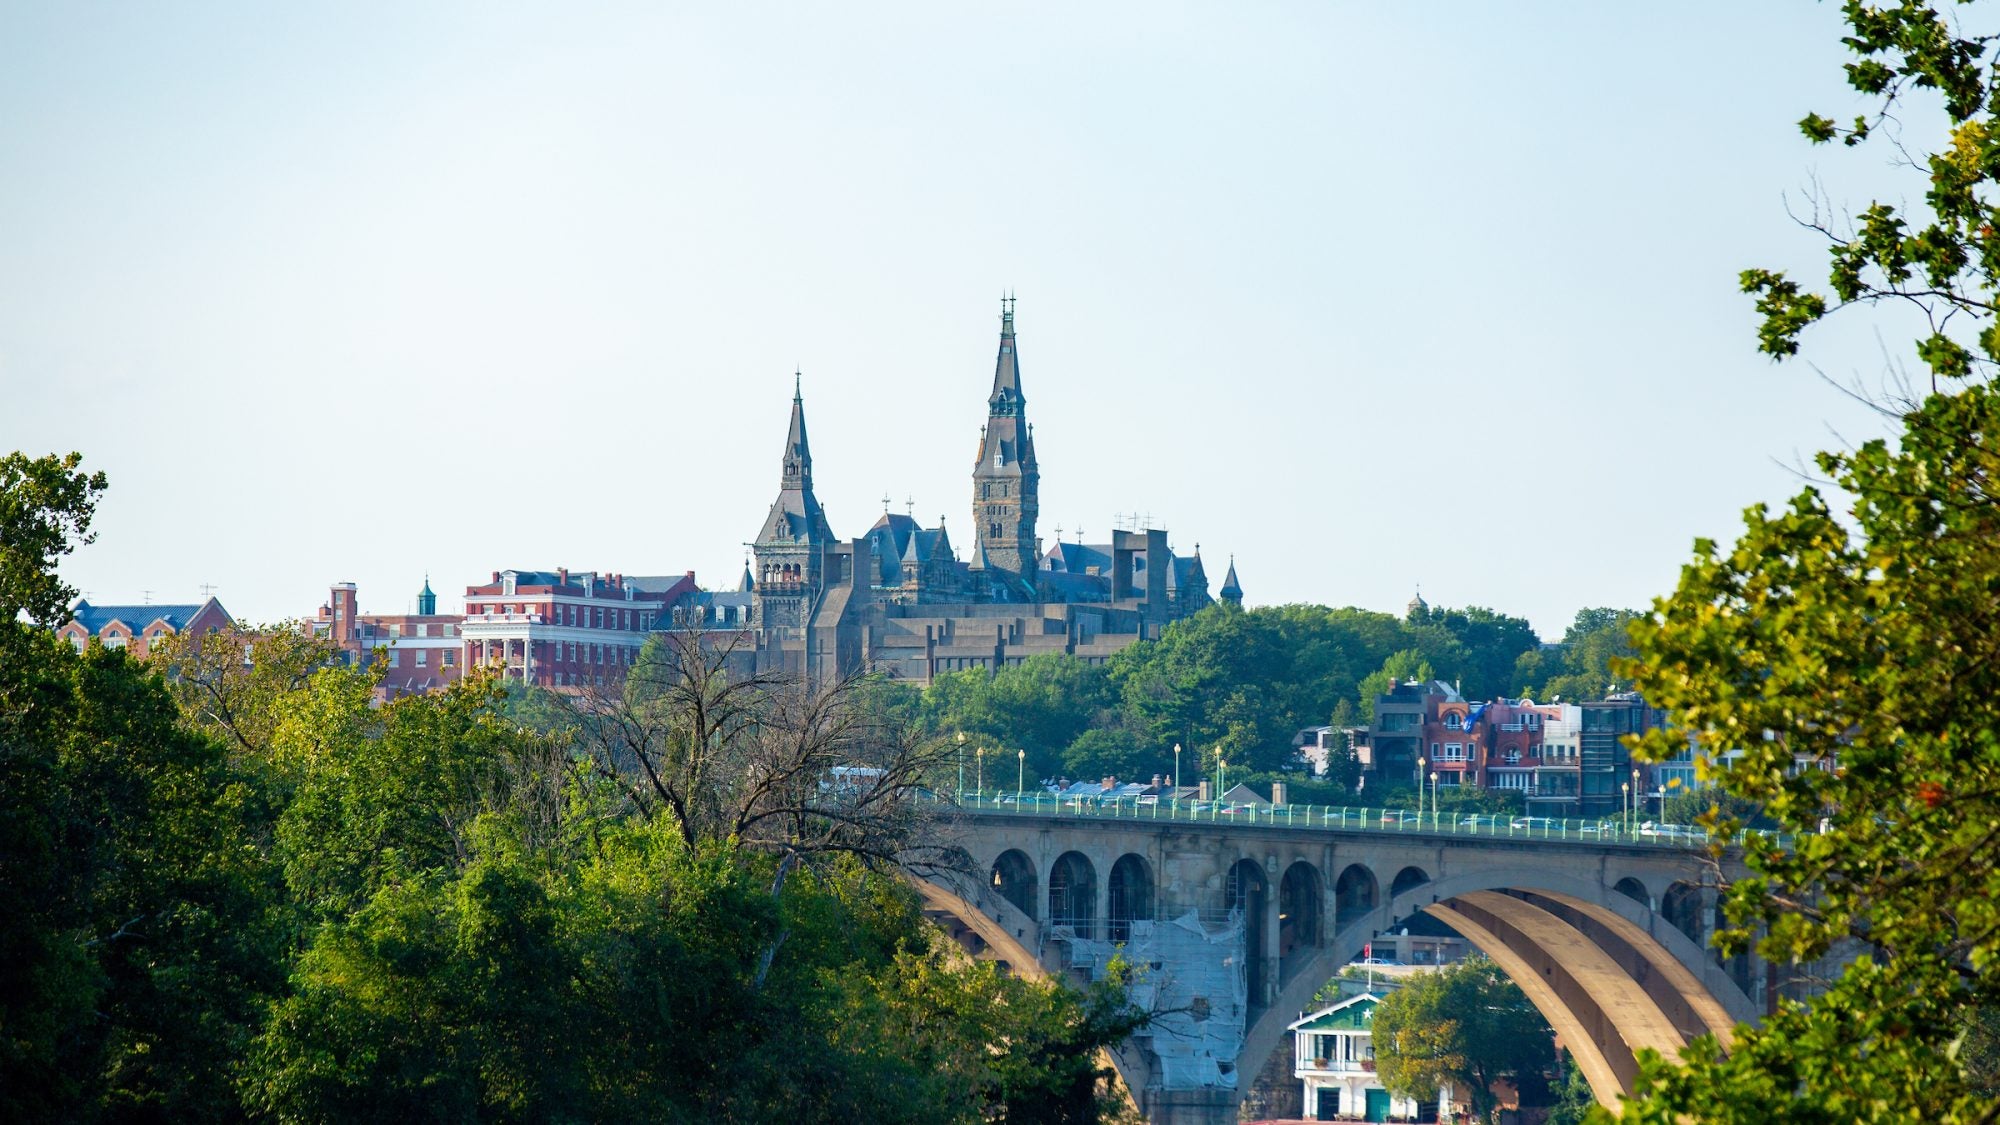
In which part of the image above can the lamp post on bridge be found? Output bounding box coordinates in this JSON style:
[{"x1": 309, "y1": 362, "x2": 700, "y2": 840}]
[
  {"x1": 1622, "y1": 781, "x2": 1631, "y2": 837},
  {"x1": 1417, "y1": 755, "x2": 1427, "y2": 820},
  {"x1": 1632, "y1": 766, "x2": 1643, "y2": 824},
  {"x1": 956, "y1": 731, "x2": 966, "y2": 799},
  {"x1": 1218, "y1": 754, "x2": 1227, "y2": 801},
  {"x1": 1173, "y1": 743, "x2": 1181, "y2": 793},
  {"x1": 1017, "y1": 748, "x2": 1025, "y2": 796},
  {"x1": 1429, "y1": 771, "x2": 1439, "y2": 830},
  {"x1": 977, "y1": 747, "x2": 985, "y2": 801}
]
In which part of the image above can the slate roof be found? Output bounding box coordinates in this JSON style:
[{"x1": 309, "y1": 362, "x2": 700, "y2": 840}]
[
  {"x1": 1219, "y1": 558, "x2": 1242, "y2": 599},
  {"x1": 624, "y1": 573, "x2": 697, "y2": 596},
  {"x1": 69, "y1": 598, "x2": 223, "y2": 635}
]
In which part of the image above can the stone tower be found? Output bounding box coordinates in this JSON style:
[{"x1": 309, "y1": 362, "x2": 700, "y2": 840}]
[
  {"x1": 971, "y1": 297, "x2": 1040, "y2": 599},
  {"x1": 751, "y1": 375, "x2": 836, "y2": 628}
]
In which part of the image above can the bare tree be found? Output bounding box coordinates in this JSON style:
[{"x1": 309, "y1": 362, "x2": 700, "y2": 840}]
[{"x1": 564, "y1": 625, "x2": 965, "y2": 978}]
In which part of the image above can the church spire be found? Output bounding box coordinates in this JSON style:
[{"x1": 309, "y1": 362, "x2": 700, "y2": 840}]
[
  {"x1": 1220, "y1": 556, "x2": 1243, "y2": 606},
  {"x1": 971, "y1": 296, "x2": 1040, "y2": 597},
  {"x1": 782, "y1": 369, "x2": 812, "y2": 487},
  {"x1": 989, "y1": 294, "x2": 1024, "y2": 415}
]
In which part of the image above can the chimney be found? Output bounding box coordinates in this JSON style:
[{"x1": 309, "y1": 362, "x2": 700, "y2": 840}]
[
  {"x1": 558, "y1": 567, "x2": 568, "y2": 585},
  {"x1": 1198, "y1": 780, "x2": 1212, "y2": 801},
  {"x1": 491, "y1": 571, "x2": 500, "y2": 582},
  {"x1": 1272, "y1": 781, "x2": 1289, "y2": 806}
]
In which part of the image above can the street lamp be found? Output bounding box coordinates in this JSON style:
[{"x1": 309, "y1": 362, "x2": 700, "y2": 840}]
[
  {"x1": 977, "y1": 746, "x2": 985, "y2": 800},
  {"x1": 1632, "y1": 767, "x2": 1642, "y2": 822},
  {"x1": 956, "y1": 732, "x2": 966, "y2": 798},
  {"x1": 1173, "y1": 743, "x2": 1182, "y2": 792},
  {"x1": 1417, "y1": 755, "x2": 1427, "y2": 819},
  {"x1": 1622, "y1": 782, "x2": 1631, "y2": 836},
  {"x1": 1018, "y1": 748, "x2": 1026, "y2": 796},
  {"x1": 1429, "y1": 771, "x2": 1439, "y2": 829},
  {"x1": 1218, "y1": 755, "x2": 1228, "y2": 799}
]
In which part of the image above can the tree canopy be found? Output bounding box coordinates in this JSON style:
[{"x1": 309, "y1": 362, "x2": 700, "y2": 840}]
[
  {"x1": 0, "y1": 453, "x2": 1146, "y2": 1123},
  {"x1": 1619, "y1": 4, "x2": 2000, "y2": 1120},
  {"x1": 1369, "y1": 957, "x2": 1552, "y2": 1120}
]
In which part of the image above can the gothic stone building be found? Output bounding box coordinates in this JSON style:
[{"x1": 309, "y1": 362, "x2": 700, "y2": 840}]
[{"x1": 680, "y1": 301, "x2": 1231, "y2": 684}]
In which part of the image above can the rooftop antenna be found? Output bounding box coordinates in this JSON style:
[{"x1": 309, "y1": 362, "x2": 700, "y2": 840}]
[
  {"x1": 905, "y1": 495, "x2": 915, "y2": 517},
  {"x1": 198, "y1": 582, "x2": 217, "y2": 598},
  {"x1": 141, "y1": 589, "x2": 153, "y2": 605}
]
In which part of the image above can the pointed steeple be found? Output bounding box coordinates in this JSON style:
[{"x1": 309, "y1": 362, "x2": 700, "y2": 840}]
[
  {"x1": 417, "y1": 574, "x2": 437, "y2": 616},
  {"x1": 782, "y1": 369, "x2": 812, "y2": 487},
  {"x1": 1220, "y1": 556, "x2": 1243, "y2": 606},
  {"x1": 989, "y1": 295, "x2": 1024, "y2": 416},
  {"x1": 739, "y1": 557, "x2": 756, "y2": 593}
]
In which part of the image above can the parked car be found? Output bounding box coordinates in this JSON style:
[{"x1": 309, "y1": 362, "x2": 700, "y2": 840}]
[
  {"x1": 1350, "y1": 956, "x2": 1407, "y2": 968},
  {"x1": 1639, "y1": 821, "x2": 1707, "y2": 840},
  {"x1": 1511, "y1": 816, "x2": 1560, "y2": 831},
  {"x1": 1379, "y1": 811, "x2": 1423, "y2": 826},
  {"x1": 1459, "y1": 814, "x2": 1511, "y2": 830}
]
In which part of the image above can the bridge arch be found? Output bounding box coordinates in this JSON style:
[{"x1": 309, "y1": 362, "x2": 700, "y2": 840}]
[
  {"x1": 1108, "y1": 853, "x2": 1154, "y2": 942},
  {"x1": 1228, "y1": 859, "x2": 1271, "y2": 1005},
  {"x1": 1278, "y1": 860, "x2": 1321, "y2": 956},
  {"x1": 1613, "y1": 875, "x2": 1651, "y2": 907},
  {"x1": 1242, "y1": 864, "x2": 1757, "y2": 1119},
  {"x1": 1333, "y1": 862, "x2": 1376, "y2": 930},
  {"x1": 1048, "y1": 851, "x2": 1098, "y2": 938},
  {"x1": 990, "y1": 848, "x2": 1037, "y2": 920},
  {"x1": 1389, "y1": 864, "x2": 1430, "y2": 898},
  {"x1": 1662, "y1": 881, "x2": 1703, "y2": 946}
]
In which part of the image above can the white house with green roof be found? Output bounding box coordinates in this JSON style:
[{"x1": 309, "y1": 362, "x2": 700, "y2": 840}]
[{"x1": 1287, "y1": 991, "x2": 1424, "y2": 1122}]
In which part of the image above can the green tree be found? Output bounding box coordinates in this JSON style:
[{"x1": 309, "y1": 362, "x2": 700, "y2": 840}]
[
  {"x1": 1526, "y1": 608, "x2": 1642, "y2": 703},
  {"x1": 1411, "y1": 605, "x2": 1541, "y2": 701},
  {"x1": 0, "y1": 455, "x2": 281, "y2": 1120},
  {"x1": 1356, "y1": 649, "x2": 1433, "y2": 722},
  {"x1": 1370, "y1": 956, "x2": 1552, "y2": 1120},
  {"x1": 1620, "y1": 7, "x2": 2000, "y2": 1120},
  {"x1": 0, "y1": 450, "x2": 105, "y2": 626},
  {"x1": 1544, "y1": 1049, "x2": 1597, "y2": 1125}
]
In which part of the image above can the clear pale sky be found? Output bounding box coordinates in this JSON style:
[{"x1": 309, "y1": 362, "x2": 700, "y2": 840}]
[{"x1": 1, "y1": 3, "x2": 1910, "y2": 638}]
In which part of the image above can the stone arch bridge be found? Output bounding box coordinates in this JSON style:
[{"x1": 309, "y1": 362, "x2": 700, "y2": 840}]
[{"x1": 916, "y1": 806, "x2": 1765, "y2": 1125}]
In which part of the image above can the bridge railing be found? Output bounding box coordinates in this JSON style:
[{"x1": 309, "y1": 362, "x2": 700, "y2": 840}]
[{"x1": 926, "y1": 790, "x2": 1794, "y2": 852}]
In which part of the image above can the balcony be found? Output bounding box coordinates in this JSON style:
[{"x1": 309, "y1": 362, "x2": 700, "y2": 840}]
[{"x1": 1301, "y1": 1057, "x2": 1375, "y2": 1075}]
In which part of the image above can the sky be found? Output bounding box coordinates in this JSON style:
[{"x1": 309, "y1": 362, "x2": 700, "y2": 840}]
[{"x1": 0, "y1": 2, "x2": 1922, "y2": 639}]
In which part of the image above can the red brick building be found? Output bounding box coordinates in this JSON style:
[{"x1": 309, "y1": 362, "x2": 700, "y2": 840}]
[
  {"x1": 308, "y1": 579, "x2": 465, "y2": 698},
  {"x1": 58, "y1": 597, "x2": 235, "y2": 659},
  {"x1": 459, "y1": 568, "x2": 697, "y2": 690}
]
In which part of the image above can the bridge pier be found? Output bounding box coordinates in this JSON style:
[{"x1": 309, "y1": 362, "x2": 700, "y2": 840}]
[{"x1": 1141, "y1": 1086, "x2": 1238, "y2": 1125}]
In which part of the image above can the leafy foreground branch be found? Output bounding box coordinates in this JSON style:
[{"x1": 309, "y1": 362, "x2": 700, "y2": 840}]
[{"x1": 1615, "y1": 7, "x2": 2000, "y2": 1121}]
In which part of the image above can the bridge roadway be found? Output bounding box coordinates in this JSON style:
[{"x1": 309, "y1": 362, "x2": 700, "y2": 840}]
[{"x1": 916, "y1": 795, "x2": 1765, "y2": 1124}]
